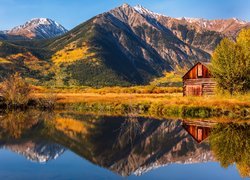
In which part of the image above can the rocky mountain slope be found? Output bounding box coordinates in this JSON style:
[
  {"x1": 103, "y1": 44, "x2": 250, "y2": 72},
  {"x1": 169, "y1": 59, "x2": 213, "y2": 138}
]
[
  {"x1": 134, "y1": 4, "x2": 248, "y2": 53},
  {"x1": 0, "y1": 4, "x2": 248, "y2": 86}
]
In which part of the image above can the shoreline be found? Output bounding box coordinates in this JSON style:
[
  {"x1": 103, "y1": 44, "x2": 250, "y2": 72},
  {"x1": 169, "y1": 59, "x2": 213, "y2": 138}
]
[{"x1": 39, "y1": 92, "x2": 250, "y2": 120}]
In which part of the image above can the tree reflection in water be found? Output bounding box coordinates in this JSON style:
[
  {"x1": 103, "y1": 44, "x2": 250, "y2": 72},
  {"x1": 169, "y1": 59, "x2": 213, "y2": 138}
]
[
  {"x1": 209, "y1": 123, "x2": 250, "y2": 177},
  {"x1": 0, "y1": 110, "x2": 51, "y2": 139}
]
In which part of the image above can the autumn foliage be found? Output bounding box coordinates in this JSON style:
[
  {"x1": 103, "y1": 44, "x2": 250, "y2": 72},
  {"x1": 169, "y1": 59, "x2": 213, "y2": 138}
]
[
  {"x1": 1, "y1": 73, "x2": 31, "y2": 107},
  {"x1": 211, "y1": 28, "x2": 250, "y2": 95}
]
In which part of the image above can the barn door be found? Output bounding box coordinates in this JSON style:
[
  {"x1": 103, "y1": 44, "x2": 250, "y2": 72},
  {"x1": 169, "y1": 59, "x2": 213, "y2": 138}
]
[{"x1": 186, "y1": 85, "x2": 202, "y2": 96}]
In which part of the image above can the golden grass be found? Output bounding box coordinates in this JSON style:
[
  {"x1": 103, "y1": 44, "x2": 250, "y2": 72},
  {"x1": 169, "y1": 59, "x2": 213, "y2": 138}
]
[
  {"x1": 34, "y1": 86, "x2": 183, "y2": 94},
  {"x1": 53, "y1": 93, "x2": 248, "y2": 120},
  {"x1": 31, "y1": 84, "x2": 250, "y2": 107},
  {"x1": 33, "y1": 91, "x2": 250, "y2": 109}
]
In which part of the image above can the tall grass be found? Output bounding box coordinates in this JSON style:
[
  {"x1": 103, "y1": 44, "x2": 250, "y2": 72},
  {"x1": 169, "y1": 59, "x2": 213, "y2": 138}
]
[{"x1": 34, "y1": 85, "x2": 182, "y2": 94}]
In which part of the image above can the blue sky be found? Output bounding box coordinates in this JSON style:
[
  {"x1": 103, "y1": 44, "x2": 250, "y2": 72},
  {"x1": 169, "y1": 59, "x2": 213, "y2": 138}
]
[{"x1": 0, "y1": 0, "x2": 249, "y2": 30}]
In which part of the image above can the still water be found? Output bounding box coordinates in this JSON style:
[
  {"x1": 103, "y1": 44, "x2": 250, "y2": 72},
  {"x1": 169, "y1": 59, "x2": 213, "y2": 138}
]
[{"x1": 0, "y1": 110, "x2": 249, "y2": 180}]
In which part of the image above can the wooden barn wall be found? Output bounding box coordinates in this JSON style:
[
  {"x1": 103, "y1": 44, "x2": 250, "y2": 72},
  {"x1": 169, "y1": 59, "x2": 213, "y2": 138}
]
[
  {"x1": 184, "y1": 78, "x2": 216, "y2": 85},
  {"x1": 183, "y1": 78, "x2": 216, "y2": 96}
]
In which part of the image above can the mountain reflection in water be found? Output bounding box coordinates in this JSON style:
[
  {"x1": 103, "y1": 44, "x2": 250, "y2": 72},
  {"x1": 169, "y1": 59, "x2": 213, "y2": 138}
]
[{"x1": 0, "y1": 110, "x2": 249, "y2": 178}]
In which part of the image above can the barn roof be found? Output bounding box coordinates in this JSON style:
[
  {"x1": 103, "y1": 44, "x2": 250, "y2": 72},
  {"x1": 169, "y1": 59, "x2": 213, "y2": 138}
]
[
  {"x1": 182, "y1": 61, "x2": 211, "y2": 79},
  {"x1": 182, "y1": 120, "x2": 213, "y2": 143}
]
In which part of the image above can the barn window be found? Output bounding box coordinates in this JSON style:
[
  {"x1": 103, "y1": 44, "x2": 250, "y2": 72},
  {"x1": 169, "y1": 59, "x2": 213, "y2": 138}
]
[
  {"x1": 197, "y1": 128, "x2": 203, "y2": 142},
  {"x1": 197, "y1": 64, "x2": 203, "y2": 77}
]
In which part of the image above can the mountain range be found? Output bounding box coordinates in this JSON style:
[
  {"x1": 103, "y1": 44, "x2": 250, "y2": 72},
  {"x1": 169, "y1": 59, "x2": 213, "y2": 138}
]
[{"x1": 0, "y1": 4, "x2": 249, "y2": 86}]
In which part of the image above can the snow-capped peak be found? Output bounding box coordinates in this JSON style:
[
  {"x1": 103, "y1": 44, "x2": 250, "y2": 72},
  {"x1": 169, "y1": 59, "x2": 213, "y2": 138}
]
[
  {"x1": 176, "y1": 16, "x2": 248, "y2": 29},
  {"x1": 134, "y1": 4, "x2": 165, "y2": 18},
  {"x1": 178, "y1": 17, "x2": 247, "y2": 24},
  {"x1": 8, "y1": 18, "x2": 68, "y2": 39},
  {"x1": 232, "y1": 18, "x2": 247, "y2": 24},
  {"x1": 30, "y1": 18, "x2": 52, "y2": 25},
  {"x1": 176, "y1": 17, "x2": 207, "y2": 23},
  {"x1": 121, "y1": 3, "x2": 130, "y2": 8},
  {"x1": 11, "y1": 18, "x2": 64, "y2": 31}
]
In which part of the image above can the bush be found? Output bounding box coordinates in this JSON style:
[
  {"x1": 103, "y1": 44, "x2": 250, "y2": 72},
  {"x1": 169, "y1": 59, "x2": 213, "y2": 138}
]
[{"x1": 1, "y1": 73, "x2": 31, "y2": 107}]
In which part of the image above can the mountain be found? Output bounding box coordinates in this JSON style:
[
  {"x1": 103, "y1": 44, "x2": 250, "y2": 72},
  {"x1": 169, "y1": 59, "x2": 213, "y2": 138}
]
[
  {"x1": 0, "y1": 4, "x2": 248, "y2": 86},
  {"x1": 4, "y1": 18, "x2": 68, "y2": 39},
  {"x1": 44, "y1": 4, "x2": 249, "y2": 86},
  {"x1": 1, "y1": 140, "x2": 65, "y2": 163}
]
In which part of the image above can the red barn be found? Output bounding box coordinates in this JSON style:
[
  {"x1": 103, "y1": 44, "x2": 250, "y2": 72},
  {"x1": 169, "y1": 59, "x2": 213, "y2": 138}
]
[
  {"x1": 183, "y1": 62, "x2": 216, "y2": 96},
  {"x1": 182, "y1": 121, "x2": 211, "y2": 143}
]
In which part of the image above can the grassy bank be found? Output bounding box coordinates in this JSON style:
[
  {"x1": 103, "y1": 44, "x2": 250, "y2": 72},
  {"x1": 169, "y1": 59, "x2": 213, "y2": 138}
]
[
  {"x1": 1, "y1": 74, "x2": 249, "y2": 121},
  {"x1": 33, "y1": 85, "x2": 182, "y2": 94},
  {"x1": 33, "y1": 91, "x2": 250, "y2": 120}
]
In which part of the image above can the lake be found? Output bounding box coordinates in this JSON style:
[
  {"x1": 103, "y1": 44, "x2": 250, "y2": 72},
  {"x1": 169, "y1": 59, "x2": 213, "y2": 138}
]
[{"x1": 0, "y1": 110, "x2": 249, "y2": 179}]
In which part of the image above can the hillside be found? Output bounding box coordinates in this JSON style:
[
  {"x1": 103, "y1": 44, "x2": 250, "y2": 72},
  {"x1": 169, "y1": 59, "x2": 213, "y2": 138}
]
[
  {"x1": 0, "y1": 4, "x2": 248, "y2": 86},
  {"x1": 0, "y1": 40, "x2": 54, "y2": 84}
]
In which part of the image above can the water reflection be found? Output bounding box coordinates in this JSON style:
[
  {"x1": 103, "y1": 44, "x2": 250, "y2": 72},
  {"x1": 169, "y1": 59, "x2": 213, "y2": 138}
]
[
  {"x1": 0, "y1": 110, "x2": 65, "y2": 163},
  {"x1": 210, "y1": 123, "x2": 250, "y2": 178},
  {"x1": 0, "y1": 110, "x2": 41, "y2": 139},
  {"x1": 0, "y1": 110, "x2": 249, "y2": 178},
  {"x1": 182, "y1": 120, "x2": 212, "y2": 143}
]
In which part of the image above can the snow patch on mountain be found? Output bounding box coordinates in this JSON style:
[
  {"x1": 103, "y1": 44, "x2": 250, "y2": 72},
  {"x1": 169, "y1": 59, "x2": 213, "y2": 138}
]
[
  {"x1": 232, "y1": 18, "x2": 248, "y2": 24},
  {"x1": 134, "y1": 5, "x2": 166, "y2": 19},
  {"x1": 133, "y1": 4, "x2": 248, "y2": 30}
]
